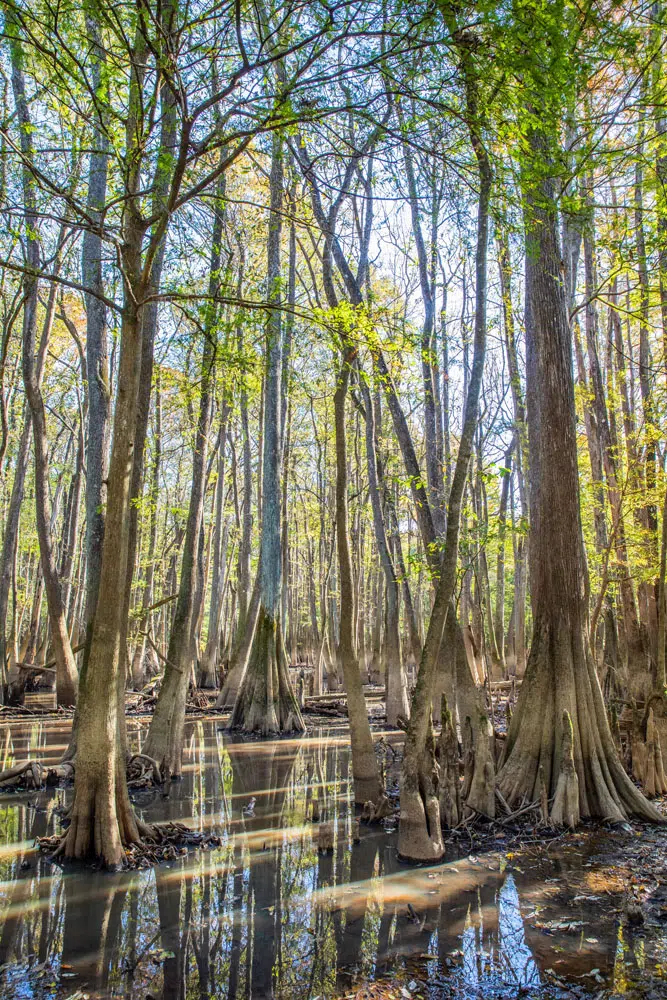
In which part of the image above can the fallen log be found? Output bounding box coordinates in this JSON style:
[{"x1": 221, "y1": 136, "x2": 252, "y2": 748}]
[{"x1": 14, "y1": 641, "x2": 86, "y2": 674}]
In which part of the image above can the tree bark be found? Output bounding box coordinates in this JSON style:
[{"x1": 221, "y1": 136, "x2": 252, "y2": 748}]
[
  {"x1": 398, "y1": 33, "x2": 492, "y2": 859},
  {"x1": 10, "y1": 20, "x2": 78, "y2": 707},
  {"x1": 497, "y1": 125, "x2": 662, "y2": 825},
  {"x1": 200, "y1": 402, "x2": 230, "y2": 687},
  {"x1": 143, "y1": 173, "x2": 224, "y2": 772},
  {"x1": 130, "y1": 375, "x2": 162, "y2": 689},
  {"x1": 359, "y1": 373, "x2": 409, "y2": 725},
  {"x1": 82, "y1": 7, "x2": 111, "y2": 631},
  {"x1": 330, "y1": 354, "x2": 381, "y2": 799},
  {"x1": 231, "y1": 132, "x2": 304, "y2": 735}
]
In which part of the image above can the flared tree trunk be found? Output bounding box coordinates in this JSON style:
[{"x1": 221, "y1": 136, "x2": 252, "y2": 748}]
[
  {"x1": 231, "y1": 132, "x2": 304, "y2": 736},
  {"x1": 398, "y1": 40, "x2": 492, "y2": 859},
  {"x1": 217, "y1": 572, "x2": 260, "y2": 709},
  {"x1": 497, "y1": 126, "x2": 662, "y2": 825},
  {"x1": 61, "y1": 287, "x2": 146, "y2": 865},
  {"x1": 230, "y1": 605, "x2": 303, "y2": 733}
]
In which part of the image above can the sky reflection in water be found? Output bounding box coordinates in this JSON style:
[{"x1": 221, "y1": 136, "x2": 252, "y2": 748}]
[{"x1": 0, "y1": 718, "x2": 654, "y2": 998}]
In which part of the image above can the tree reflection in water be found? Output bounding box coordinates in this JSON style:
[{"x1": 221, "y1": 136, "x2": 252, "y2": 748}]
[{"x1": 0, "y1": 719, "x2": 648, "y2": 998}]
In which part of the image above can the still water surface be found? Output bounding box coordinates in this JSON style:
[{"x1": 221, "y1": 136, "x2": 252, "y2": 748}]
[{"x1": 0, "y1": 716, "x2": 661, "y2": 998}]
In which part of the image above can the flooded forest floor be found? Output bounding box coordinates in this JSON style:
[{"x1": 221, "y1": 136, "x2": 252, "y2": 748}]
[{"x1": 0, "y1": 706, "x2": 666, "y2": 1000}]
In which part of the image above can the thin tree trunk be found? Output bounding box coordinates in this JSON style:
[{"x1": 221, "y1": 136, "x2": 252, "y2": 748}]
[
  {"x1": 82, "y1": 8, "x2": 111, "y2": 631},
  {"x1": 130, "y1": 376, "x2": 163, "y2": 688},
  {"x1": 10, "y1": 23, "x2": 78, "y2": 707},
  {"x1": 398, "y1": 56, "x2": 492, "y2": 857},
  {"x1": 331, "y1": 353, "x2": 381, "y2": 799},
  {"x1": 200, "y1": 402, "x2": 230, "y2": 688},
  {"x1": 144, "y1": 174, "x2": 224, "y2": 772},
  {"x1": 0, "y1": 407, "x2": 31, "y2": 694},
  {"x1": 359, "y1": 373, "x2": 409, "y2": 726}
]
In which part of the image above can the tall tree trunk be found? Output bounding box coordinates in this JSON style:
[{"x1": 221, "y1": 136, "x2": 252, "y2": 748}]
[
  {"x1": 580, "y1": 193, "x2": 645, "y2": 685},
  {"x1": 231, "y1": 133, "x2": 304, "y2": 735},
  {"x1": 497, "y1": 125, "x2": 661, "y2": 825},
  {"x1": 59, "y1": 10, "x2": 175, "y2": 860},
  {"x1": 236, "y1": 285, "x2": 253, "y2": 636},
  {"x1": 0, "y1": 406, "x2": 31, "y2": 695},
  {"x1": 634, "y1": 138, "x2": 659, "y2": 668},
  {"x1": 398, "y1": 49, "x2": 492, "y2": 858},
  {"x1": 82, "y1": 8, "x2": 111, "y2": 631},
  {"x1": 330, "y1": 352, "x2": 381, "y2": 799},
  {"x1": 399, "y1": 114, "x2": 445, "y2": 535},
  {"x1": 143, "y1": 175, "x2": 224, "y2": 773},
  {"x1": 497, "y1": 228, "x2": 528, "y2": 675},
  {"x1": 200, "y1": 402, "x2": 229, "y2": 687},
  {"x1": 130, "y1": 375, "x2": 162, "y2": 689},
  {"x1": 61, "y1": 247, "x2": 147, "y2": 864},
  {"x1": 493, "y1": 443, "x2": 513, "y2": 676},
  {"x1": 10, "y1": 21, "x2": 78, "y2": 707},
  {"x1": 359, "y1": 374, "x2": 409, "y2": 726},
  {"x1": 60, "y1": 417, "x2": 85, "y2": 622}
]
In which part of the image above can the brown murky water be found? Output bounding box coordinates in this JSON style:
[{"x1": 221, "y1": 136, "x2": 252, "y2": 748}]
[{"x1": 0, "y1": 715, "x2": 664, "y2": 999}]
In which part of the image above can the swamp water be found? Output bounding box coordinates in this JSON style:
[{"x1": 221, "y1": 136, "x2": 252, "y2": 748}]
[{"x1": 0, "y1": 716, "x2": 663, "y2": 1000}]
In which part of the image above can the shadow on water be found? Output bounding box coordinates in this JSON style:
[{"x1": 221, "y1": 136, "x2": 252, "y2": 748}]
[{"x1": 0, "y1": 717, "x2": 661, "y2": 998}]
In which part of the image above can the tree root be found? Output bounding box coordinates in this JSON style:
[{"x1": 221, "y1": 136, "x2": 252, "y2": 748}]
[
  {"x1": 439, "y1": 698, "x2": 461, "y2": 829},
  {"x1": 0, "y1": 758, "x2": 75, "y2": 792},
  {"x1": 360, "y1": 791, "x2": 394, "y2": 824},
  {"x1": 127, "y1": 753, "x2": 163, "y2": 789},
  {"x1": 38, "y1": 818, "x2": 220, "y2": 870},
  {"x1": 550, "y1": 711, "x2": 580, "y2": 829},
  {"x1": 643, "y1": 709, "x2": 667, "y2": 798},
  {"x1": 0, "y1": 751, "x2": 167, "y2": 795}
]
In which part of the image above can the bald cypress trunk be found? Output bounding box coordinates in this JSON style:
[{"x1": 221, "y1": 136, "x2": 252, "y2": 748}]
[
  {"x1": 60, "y1": 8, "x2": 176, "y2": 859},
  {"x1": 497, "y1": 229, "x2": 528, "y2": 676},
  {"x1": 62, "y1": 234, "x2": 146, "y2": 865},
  {"x1": 231, "y1": 133, "x2": 304, "y2": 735},
  {"x1": 497, "y1": 127, "x2": 661, "y2": 825},
  {"x1": 200, "y1": 403, "x2": 230, "y2": 688},
  {"x1": 130, "y1": 377, "x2": 162, "y2": 689},
  {"x1": 398, "y1": 32, "x2": 492, "y2": 859},
  {"x1": 399, "y1": 115, "x2": 445, "y2": 536}
]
